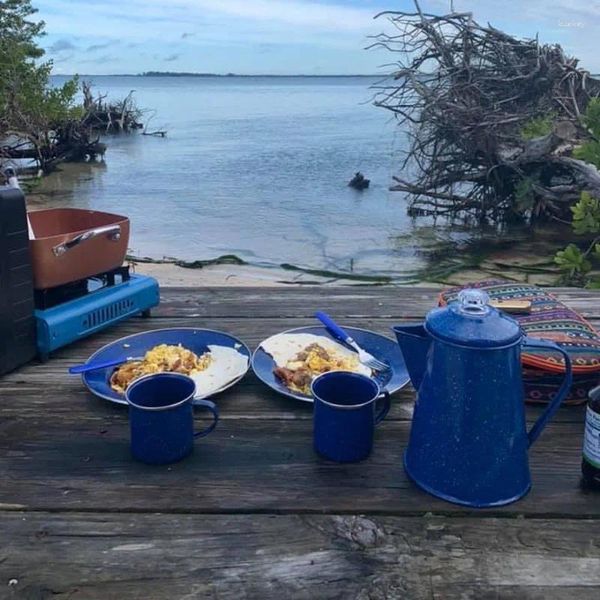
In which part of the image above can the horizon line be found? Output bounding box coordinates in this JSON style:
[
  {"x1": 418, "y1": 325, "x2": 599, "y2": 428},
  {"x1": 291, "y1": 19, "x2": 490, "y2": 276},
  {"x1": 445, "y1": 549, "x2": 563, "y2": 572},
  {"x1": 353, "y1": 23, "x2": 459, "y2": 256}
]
[{"x1": 51, "y1": 72, "x2": 384, "y2": 78}]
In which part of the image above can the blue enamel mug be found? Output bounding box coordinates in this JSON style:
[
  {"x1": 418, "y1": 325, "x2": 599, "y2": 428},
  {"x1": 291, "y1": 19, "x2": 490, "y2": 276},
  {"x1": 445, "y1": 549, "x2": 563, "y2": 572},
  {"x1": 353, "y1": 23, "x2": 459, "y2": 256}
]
[
  {"x1": 311, "y1": 371, "x2": 391, "y2": 463},
  {"x1": 125, "y1": 373, "x2": 219, "y2": 465}
]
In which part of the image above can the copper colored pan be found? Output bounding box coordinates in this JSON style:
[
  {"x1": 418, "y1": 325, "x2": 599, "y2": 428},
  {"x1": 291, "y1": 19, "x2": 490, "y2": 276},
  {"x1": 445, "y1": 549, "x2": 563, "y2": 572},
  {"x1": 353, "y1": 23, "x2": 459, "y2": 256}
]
[{"x1": 28, "y1": 208, "x2": 130, "y2": 289}]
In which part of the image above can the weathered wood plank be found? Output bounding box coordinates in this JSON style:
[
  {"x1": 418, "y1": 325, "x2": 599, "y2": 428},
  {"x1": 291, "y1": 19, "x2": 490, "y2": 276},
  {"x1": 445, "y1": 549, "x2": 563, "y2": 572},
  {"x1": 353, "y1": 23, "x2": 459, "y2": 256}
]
[
  {"x1": 0, "y1": 315, "x2": 590, "y2": 424},
  {"x1": 1, "y1": 286, "x2": 599, "y2": 597},
  {"x1": 155, "y1": 286, "x2": 444, "y2": 318},
  {"x1": 1, "y1": 512, "x2": 599, "y2": 599},
  {"x1": 5, "y1": 313, "x2": 597, "y2": 365},
  {"x1": 0, "y1": 417, "x2": 593, "y2": 516},
  {"x1": 0, "y1": 316, "x2": 411, "y2": 364},
  {"x1": 0, "y1": 372, "x2": 586, "y2": 424},
  {"x1": 151, "y1": 286, "x2": 600, "y2": 320}
]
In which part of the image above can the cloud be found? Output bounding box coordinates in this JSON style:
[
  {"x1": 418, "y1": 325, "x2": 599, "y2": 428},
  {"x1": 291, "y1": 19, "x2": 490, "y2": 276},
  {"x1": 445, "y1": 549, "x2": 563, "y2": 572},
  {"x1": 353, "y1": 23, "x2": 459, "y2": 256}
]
[
  {"x1": 434, "y1": 0, "x2": 600, "y2": 31},
  {"x1": 53, "y1": 53, "x2": 75, "y2": 64},
  {"x1": 96, "y1": 54, "x2": 116, "y2": 63},
  {"x1": 256, "y1": 43, "x2": 278, "y2": 54},
  {"x1": 148, "y1": 0, "x2": 377, "y2": 32},
  {"x1": 79, "y1": 53, "x2": 117, "y2": 64},
  {"x1": 87, "y1": 41, "x2": 115, "y2": 52},
  {"x1": 428, "y1": 0, "x2": 600, "y2": 69},
  {"x1": 49, "y1": 38, "x2": 77, "y2": 53},
  {"x1": 36, "y1": 0, "x2": 600, "y2": 75},
  {"x1": 37, "y1": 0, "x2": 384, "y2": 49}
]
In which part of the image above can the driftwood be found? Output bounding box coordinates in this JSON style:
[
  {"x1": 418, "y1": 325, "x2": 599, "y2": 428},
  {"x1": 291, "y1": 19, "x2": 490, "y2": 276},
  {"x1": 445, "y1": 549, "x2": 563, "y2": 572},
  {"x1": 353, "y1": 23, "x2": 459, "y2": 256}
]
[
  {"x1": 142, "y1": 109, "x2": 167, "y2": 138},
  {"x1": 0, "y1": 127, "x2": 106, "y2": 172},
  {"x1": 0, "y1": 82, "x2": 145, "y2": 172},
  {"x1": 81, "y1": 81, "x2": 143, "y2": 133},
  {"x1": 370, "y1": 0, "x2": 600, "y2": 222}
]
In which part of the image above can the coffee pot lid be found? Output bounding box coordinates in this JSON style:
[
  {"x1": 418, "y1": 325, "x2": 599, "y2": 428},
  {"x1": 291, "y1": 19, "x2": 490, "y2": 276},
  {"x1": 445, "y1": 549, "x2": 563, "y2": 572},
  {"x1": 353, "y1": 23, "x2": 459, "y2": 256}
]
[{"x1": 425, "y1": 289, "x2": 522, "y2": 348}]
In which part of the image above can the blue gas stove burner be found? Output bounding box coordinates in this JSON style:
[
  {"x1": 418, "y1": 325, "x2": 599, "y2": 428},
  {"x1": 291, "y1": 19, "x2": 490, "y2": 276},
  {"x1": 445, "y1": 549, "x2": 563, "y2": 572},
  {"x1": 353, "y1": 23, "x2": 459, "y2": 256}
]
[{"x1": 35, "y1": 268, "x2": 159, "y2": 361}]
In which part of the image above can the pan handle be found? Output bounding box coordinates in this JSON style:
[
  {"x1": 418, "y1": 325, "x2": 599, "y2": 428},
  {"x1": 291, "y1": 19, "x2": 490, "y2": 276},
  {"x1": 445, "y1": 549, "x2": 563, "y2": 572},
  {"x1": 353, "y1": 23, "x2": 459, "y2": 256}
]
[{"x1": 52, "y1": 225, "x2": 121, "y2": 257}]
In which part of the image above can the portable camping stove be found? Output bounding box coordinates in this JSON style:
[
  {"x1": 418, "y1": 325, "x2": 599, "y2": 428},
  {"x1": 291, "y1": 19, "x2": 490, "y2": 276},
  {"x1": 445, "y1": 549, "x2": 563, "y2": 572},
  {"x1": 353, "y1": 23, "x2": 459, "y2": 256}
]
[{"x1": 34, "y1": 266, "x2": 159, "y2": 360}]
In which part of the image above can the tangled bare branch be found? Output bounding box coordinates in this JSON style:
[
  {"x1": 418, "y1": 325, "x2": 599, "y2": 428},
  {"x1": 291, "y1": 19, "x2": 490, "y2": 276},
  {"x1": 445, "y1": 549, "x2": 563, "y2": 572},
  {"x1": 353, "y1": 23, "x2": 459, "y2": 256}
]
[{"x1": 371, "y1": 1, "x2": 600, "y2": 222}]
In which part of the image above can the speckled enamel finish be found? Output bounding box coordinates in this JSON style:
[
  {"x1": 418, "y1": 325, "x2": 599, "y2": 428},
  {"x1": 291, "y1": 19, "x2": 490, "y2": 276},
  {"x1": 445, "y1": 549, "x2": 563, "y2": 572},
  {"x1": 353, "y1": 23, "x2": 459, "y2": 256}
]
[
  {"x1": 394, "y1": 297, "x2": 573, "y2": 508},
  {"x1": 403, "y1": 333, "x2": 530, "y2": 506}
]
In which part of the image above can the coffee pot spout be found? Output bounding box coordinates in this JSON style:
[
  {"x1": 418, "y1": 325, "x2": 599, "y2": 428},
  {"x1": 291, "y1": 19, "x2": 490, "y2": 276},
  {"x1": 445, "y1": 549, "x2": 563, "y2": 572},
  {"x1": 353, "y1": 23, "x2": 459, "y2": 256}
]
[{"x1": 393, "y1": 324, "x2": 431, "y2": 390}]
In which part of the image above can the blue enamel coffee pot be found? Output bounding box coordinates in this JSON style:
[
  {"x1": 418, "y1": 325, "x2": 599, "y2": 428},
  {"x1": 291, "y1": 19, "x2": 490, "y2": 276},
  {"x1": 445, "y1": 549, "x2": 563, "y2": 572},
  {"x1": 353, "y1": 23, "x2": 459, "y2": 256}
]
[{"x1": 394, "y1": 289, "x2": 573, "y2": 507}]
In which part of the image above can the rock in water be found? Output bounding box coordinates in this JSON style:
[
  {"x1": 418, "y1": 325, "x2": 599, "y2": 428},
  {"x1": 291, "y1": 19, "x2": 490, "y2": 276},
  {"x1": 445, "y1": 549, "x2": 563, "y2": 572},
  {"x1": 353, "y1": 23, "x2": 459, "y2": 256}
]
[{"x1": 349, "y1": 172, "x2": 370, "y2": 190}]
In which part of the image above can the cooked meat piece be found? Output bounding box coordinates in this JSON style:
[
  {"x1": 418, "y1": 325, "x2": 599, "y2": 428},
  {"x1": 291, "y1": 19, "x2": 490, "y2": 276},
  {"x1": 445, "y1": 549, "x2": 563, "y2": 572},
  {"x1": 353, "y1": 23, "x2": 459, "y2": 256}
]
[
  {"x1": 274, "y1": 366, "x2": 296, "y2": 385},
  {"x1": 304, "y1": 343, "x2": 329, "y2": 360},
  {"x1": 110, "y1": 361, "x2": 144, "y2": 392},
  {"x1": 183, "y1": 354, "x2": 196, "y2": 370},
  {"x1": 112, "y1": 362, "x2": 138, "y2": 385},
  {"x1": 291, "y1": 368, "x2": 312, "y2": 389}
]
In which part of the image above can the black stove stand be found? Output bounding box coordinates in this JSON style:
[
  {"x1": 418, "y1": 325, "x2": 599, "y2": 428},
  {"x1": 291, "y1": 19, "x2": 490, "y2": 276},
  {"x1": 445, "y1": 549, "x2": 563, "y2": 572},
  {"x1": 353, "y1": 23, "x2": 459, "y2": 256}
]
[{"x1": 34, "y1": 266, "x2": 133, "y2": 310}]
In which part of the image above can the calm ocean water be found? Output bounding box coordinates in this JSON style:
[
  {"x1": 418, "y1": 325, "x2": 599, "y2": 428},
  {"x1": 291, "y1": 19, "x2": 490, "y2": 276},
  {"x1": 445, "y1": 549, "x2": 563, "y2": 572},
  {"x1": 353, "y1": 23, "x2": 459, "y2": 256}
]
[{"x1": 46, "y1": 75, "x2": 473, "y2": 279}]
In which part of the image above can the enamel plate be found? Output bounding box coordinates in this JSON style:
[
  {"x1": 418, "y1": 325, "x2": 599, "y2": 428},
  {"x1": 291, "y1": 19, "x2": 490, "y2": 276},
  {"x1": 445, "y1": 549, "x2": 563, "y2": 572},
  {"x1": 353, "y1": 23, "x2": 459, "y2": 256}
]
[
  {"x1": 82, "y1": 328, "x2": 251, "y2": 406},
  {"x1": 252, "y1": 325, "x2": 409, "y2": 402}
]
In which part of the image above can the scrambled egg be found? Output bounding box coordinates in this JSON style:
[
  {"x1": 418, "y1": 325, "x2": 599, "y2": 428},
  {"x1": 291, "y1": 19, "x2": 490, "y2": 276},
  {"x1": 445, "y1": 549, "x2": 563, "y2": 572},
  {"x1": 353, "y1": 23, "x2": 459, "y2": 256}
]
[
  {"x1": 274, "y1": 343, "x2": 365, "y2": 395},
  {"x1": 110, "y1": 344, "x2": 212, "y2": 394}
]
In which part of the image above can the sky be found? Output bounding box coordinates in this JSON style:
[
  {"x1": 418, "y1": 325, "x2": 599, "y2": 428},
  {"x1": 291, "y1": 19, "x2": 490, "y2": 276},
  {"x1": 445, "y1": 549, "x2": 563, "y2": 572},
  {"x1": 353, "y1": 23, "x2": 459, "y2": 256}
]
[{"x1": 34, "y1": 0, "x2": 600, "y2": 75}]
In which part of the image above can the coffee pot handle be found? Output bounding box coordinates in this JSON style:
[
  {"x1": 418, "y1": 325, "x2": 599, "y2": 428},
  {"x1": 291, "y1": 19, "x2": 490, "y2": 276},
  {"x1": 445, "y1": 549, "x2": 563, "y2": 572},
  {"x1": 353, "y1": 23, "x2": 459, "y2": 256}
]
[{"x1": 522, "y1": 337, "x2": 573, "y2": 447}]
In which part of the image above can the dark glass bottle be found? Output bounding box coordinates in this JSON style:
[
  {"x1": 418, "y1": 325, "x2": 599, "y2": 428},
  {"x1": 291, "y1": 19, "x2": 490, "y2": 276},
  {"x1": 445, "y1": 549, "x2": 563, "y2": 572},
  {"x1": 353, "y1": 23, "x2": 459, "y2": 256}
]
[{"x1": 582, "y1": 387, "x2": 600, "y2": 489}]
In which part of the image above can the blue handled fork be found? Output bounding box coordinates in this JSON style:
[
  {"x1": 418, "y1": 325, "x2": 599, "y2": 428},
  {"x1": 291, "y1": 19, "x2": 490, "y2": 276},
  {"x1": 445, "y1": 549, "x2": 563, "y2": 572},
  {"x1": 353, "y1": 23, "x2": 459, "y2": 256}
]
[
  {"x1": 68, "y1": 357, "x2": 141, "y2": 374},
  {"x1": 314, "y1": 311, "x2": 389, "y2": 372}
]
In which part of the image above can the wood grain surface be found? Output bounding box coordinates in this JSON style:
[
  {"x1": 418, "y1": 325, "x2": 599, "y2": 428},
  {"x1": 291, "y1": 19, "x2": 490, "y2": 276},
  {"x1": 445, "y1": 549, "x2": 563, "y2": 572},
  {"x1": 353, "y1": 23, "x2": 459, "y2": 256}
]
[{"x1": 2, "y1": 286, "x2": 599, "y2": 599}]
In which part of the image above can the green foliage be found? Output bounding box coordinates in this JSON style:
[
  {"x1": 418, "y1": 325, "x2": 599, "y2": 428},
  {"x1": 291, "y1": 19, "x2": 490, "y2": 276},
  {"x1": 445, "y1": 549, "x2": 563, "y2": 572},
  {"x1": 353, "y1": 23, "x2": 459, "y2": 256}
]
[
  {"x1": 573, "y1": 98, "x2": 600, "y2": 169},
  {"x1": 555, "y1": 192, "x2": 600, "y2": 286},
  {"x1": 554, "y1": 243, "x2": 591, "y2": 277},
  {"x1": 571, "y1": 191, "x2": 600, "y2": 235},
  {"x1": 514, "y1": 177, "x2": 535, "y2": 212},
  {"x1": 573, "y1": 141, "x2": 600, "y2": 169},
  {"x1": 520, "y1": 113, "x2": 555, "y2": 140},
  {"x1": 555, "y1": 97, "x2": 600, "y2": 287},
  {"x1": 0, "y1": 0, "x2": 80, "y2": 136},
  {"x1": 581, "y1": 98, "x2": 600, "y2": 138}
]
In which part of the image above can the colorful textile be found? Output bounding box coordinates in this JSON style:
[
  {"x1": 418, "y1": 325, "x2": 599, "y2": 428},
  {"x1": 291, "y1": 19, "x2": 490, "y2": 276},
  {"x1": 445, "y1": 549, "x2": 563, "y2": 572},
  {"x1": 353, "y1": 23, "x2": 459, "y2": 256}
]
[{"x1": 439, "y1": 281, "x2": 600, "y2": 405}]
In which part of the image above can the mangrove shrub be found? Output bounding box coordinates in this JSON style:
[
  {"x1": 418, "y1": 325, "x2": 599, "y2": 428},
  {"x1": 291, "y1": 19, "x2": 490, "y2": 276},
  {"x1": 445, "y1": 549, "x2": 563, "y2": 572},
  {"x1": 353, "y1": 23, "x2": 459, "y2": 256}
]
[{"x1": 0, "y1": 0, "x2": 80, "y2": 146}]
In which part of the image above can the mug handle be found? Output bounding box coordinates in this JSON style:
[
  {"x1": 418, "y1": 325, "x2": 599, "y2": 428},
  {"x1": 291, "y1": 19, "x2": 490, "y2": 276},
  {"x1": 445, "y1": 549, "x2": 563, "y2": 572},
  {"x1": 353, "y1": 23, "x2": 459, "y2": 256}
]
[
  {"x1": 193, "y1": 399, "x2": 220, "y2": 438},
  {"x1": 522, "y1": 337, "x2": 573, "y2": 447},
  {"x1": 375, "y1": 391, "x2": 391, "y2": 425}
]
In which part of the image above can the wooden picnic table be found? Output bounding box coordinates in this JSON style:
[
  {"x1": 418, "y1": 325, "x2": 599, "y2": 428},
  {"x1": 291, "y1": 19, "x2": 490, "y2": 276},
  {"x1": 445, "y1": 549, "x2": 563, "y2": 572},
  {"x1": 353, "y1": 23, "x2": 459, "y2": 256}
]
[{"x1": 2, "y1": 286, "x2": 600, "y2": 599}]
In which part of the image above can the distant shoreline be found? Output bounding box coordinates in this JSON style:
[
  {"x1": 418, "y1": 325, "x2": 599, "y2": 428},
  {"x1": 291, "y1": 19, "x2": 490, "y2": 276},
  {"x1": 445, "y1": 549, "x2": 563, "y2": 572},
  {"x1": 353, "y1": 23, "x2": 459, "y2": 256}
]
[{"x1": 52, "y1": 72, "x2": 383, "y2": 78}]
